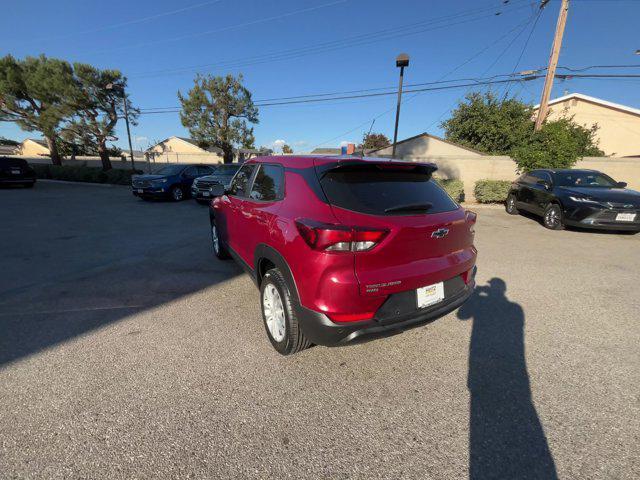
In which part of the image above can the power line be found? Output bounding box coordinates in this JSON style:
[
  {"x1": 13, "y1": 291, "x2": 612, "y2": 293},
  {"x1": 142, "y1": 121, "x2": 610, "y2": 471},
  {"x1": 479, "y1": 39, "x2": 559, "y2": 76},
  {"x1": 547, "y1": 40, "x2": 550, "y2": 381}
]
[
  {"x1": 138, "y1": 73, "x2": 523, "y2": 112},
  {"x1": 129, "y1": 0, "x2": 535, "y2": 79},
  {"x1": 135, "y1": 77, "x2": 546, "y2": 115},
  {"x1": 309, "y1": 6, "x2": 541, "y2": 148},
  {"x1": 85, "y1": 0, "x2": 351, "y2": 56},
  {"x1": 503, "y1": 7, "x2": 544, "y2": 98},
  {"x1": 14, "y1": 0, "x2": 227, "y2": 44}
]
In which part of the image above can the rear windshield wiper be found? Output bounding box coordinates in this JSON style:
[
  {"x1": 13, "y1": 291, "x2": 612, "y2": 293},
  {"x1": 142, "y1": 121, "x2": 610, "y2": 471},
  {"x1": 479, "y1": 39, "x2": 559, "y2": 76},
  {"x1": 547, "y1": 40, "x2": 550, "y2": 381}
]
[{"x1": 384, "y1": 202, "x2": 433, "y2": 213}]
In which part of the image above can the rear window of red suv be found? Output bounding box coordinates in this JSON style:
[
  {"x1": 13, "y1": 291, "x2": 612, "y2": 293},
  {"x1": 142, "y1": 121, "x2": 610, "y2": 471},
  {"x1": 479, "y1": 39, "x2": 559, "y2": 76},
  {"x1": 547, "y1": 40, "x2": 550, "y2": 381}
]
[{"x1": 319, "y1": 164, "x2": 458, "y2": 216}]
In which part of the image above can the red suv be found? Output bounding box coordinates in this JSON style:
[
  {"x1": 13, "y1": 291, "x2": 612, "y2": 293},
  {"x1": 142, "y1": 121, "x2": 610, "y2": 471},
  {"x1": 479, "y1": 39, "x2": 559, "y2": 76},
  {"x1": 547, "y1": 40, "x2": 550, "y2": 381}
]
[{"x1": 209, "y1": 156, "x2": 477, "y2": 355}]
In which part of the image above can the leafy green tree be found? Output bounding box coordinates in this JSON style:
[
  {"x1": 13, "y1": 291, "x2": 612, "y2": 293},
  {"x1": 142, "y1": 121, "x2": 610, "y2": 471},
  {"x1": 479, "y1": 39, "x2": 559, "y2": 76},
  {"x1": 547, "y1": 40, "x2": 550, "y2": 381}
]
[
  {"x1": 62, "y1": 64, "x2": 137, "y2": 170},
  {"x1": 281, "y1": 144, "x2": 293, "y2": 154},
  {"x1": 512, "y1": 118, "x2": 602, "y2": 172},
  {"x1": 359, "y1": 132, "x2": 391, "y2": 150},
  {"x1": 0, "y1": 55, "x2": 76, "y2": 165},
  {"x1": 441, "y1": 91, "x2": 603, "y2": 171},
  {"x1": 441, "y1": 92, "x2": 534, "y2": 155},
  {"x1": 178, "y1": 74, "x2": 258, "y2": 163}
]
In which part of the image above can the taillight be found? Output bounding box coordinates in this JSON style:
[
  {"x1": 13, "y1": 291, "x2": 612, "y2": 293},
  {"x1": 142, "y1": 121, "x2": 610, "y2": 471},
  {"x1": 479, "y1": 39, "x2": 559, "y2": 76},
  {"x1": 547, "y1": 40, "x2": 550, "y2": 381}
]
[
  {"x1": 295, "y1": 219, "x2": 388, "y2": 252},
  {"x1": 465, "y1": 210, "x2": 477, "y2": 234}
]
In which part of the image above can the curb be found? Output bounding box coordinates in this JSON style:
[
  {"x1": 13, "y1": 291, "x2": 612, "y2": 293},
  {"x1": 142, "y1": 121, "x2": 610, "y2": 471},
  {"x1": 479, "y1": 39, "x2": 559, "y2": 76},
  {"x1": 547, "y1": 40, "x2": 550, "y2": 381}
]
[{"x1": 37, "y1": 179, "x2": 128, "y2": 188}]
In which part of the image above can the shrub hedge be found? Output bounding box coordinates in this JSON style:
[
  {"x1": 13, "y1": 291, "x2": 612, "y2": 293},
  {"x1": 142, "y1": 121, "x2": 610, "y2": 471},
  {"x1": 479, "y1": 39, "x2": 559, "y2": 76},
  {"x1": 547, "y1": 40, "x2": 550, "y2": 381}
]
[
  {"x1": 474, "y1": 179, "x2": 512, "y2": 203},
  {"x1": 31, "y1": 164, "x2": 140, "y2": 185},
  {"x1": 436, "y1": 179, "x2": 464, "y2": 203}
]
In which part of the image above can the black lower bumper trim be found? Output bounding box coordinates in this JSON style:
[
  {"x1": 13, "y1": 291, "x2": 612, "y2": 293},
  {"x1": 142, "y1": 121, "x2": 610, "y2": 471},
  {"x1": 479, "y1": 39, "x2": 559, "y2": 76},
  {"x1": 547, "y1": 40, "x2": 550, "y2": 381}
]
[{"x1": 295, "y1": 280, "x2": 475, "y2": 347}]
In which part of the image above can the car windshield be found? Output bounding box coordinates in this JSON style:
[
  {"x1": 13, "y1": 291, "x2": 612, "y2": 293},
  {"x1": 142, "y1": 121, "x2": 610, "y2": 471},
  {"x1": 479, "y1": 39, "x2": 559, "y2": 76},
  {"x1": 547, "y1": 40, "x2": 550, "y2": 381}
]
[
  {"x1": 153, "y1": 165, "x2": 184, "y2": 175},
  {"x1": 319, "y1": 164, "x2": 458, "y2": 215},
  {"x1": 554, "y1": 171, "x2": 618, "y2": 188}
]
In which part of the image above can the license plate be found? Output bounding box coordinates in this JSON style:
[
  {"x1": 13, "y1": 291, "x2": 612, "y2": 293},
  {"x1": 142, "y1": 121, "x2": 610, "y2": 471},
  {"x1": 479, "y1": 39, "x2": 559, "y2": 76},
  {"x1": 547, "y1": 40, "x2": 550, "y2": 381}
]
[
  {"x1": 11, "y1": 169, "x2": 20, "y2": 175},
  {"x1": 203, "y1": 191, "x2": 210, "y2": 197},
  {"x1": 417, "y1": 282, "x2": 445, "y2": 309},
  {"x1": 616, "y1": 213, "x2": 636, "y2": 222},
  {"x1": 137, "y1": 189, "x2": 143, "y2": 193}
]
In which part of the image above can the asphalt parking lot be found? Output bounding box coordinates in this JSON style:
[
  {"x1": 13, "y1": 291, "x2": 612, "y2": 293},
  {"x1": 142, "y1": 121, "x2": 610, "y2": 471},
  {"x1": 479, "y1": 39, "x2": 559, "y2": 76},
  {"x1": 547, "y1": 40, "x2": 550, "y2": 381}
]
[{"x1": 1, "y1": 181, "x2": 639, "y2": 479}]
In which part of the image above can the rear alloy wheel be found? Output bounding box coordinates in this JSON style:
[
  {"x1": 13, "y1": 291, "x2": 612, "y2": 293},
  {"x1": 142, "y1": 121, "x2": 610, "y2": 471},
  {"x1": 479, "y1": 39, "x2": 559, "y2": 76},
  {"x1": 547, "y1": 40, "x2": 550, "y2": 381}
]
[
  {"x1": 260, "y1": 268, "x2": 310, "y2": 355},
  {"x1": 170, "y1": 185, "x2": 184, "y2": 202},
  {"x1": 543, "y1": 204, "x2": 564, "y2": 230},
  {"x1": 505, "y1": 193, "x2": 519, "y2": 215},
  {"x1": 211, "y1": 221, "x2": 230, "y2": 259}
]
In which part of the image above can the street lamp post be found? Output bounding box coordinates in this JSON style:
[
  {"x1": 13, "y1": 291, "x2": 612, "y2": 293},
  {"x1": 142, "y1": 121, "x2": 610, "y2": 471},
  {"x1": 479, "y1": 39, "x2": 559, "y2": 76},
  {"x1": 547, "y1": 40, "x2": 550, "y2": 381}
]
[
  {"x1": 106, "y1": 83, "x2": 136, "y2": 171},
  {"x1": 392, "y1": 53, "x2": 410, "y2": 158}
]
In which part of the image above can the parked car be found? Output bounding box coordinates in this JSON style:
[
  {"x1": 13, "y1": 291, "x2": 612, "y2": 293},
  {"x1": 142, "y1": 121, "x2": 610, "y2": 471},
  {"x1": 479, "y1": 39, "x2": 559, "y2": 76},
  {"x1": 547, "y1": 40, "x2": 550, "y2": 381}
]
[
  {"x1": 0, "y1": 157, "x2": 36, "y2": 188},
  {"x1": 209, "y1": 156, "x2": 477, "y2": 355},
  {"x1": 506, "y1": 169, "x2": 640, "y2": 232},
  {"x1": 191, "y1": 164, "x2": 241, "y2": 204},
  {"x1": 132, "y1": 164, "x2": 215, "y2": 201}
]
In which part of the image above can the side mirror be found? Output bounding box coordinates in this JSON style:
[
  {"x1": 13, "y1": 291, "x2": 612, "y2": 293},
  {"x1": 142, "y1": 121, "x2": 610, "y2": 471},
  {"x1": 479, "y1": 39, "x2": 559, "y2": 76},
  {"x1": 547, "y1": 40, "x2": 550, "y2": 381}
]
[
  {"x1": 536, "y1": 179, "x2": 551, "y2": 190},
  {"x1": 617, "y1": 181, "x2": 627, "y2": 188},
  {"x1": 209, "y1": 184, "x2": 226, "y2": 197}
]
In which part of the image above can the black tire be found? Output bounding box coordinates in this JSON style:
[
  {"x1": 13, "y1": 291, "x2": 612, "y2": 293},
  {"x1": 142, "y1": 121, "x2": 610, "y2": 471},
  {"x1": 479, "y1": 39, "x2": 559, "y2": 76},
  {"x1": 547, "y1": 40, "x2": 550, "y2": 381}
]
[
  {"x1": 505, "y1": 193, "x2": 519, "y2": 215},
  {"x1": 170, "y1": 185, "x2": 184, "y2": 202},
  {"x1": 260, "y1": 268, "x2": 311, "y2": 355},
  {"x1": 210, "y1": 219, "x2": 230, "y2": 259},
  {"x1": 543, "y1": 203, "x2": 564, "y2": 230}
]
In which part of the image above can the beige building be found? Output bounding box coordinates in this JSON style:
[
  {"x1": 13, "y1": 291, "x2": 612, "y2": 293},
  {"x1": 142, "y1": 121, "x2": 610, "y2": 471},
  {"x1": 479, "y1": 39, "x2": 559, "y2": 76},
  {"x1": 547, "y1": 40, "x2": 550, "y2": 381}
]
[
  {"x1": 535, "y1": 93, "x2": 640, "y2": 157},
  {"x1": 370, "y1": 132, "x2": 485, "y2": 158},
  {"x1": 146, "y1": 136, "x2": 224, "y2": 164},
  {"x1": 19, "y1": 138, "x2": 50, "y2": 156}
]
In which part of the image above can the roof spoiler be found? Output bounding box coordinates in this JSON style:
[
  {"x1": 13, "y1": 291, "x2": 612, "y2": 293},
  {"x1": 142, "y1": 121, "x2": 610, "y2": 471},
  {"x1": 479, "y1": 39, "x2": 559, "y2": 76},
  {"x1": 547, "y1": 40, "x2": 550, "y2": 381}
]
[{"x1": 315, "y1": 159, "x2": 437, "y2": 179}]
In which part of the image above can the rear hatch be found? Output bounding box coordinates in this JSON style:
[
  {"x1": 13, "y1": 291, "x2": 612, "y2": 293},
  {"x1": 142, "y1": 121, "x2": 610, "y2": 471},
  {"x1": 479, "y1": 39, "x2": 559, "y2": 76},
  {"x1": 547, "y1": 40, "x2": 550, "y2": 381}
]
[{"x1": 316, "y1": 159, "x2": 476, "y2": 297}]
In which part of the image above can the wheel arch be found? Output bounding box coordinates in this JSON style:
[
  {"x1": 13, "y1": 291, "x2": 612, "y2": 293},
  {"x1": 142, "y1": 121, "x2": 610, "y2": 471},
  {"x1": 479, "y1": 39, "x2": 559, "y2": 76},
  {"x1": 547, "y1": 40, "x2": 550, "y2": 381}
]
[{"x1": 254, "y1": 244, "x2": 300, "y2": 303}]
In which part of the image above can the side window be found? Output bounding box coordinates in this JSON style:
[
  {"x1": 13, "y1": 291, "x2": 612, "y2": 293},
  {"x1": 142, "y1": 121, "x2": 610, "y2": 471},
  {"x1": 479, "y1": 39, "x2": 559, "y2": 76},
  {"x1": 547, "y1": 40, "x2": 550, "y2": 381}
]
[
  {"x1": 229, "y1": 164, "x2": 256, "y2": 197},
  {"x1": 198, "y1": 166, "x2": 214, "y2": 176},
  {"x1": 249, "y1": 164, "x2": 285, "y2": 201},
  {"x1": 531, "y1": 171, "x2": 551, "y2": 183},
  {"x1": 183, "y1": 166, "x2": 198, "y2": 178}
]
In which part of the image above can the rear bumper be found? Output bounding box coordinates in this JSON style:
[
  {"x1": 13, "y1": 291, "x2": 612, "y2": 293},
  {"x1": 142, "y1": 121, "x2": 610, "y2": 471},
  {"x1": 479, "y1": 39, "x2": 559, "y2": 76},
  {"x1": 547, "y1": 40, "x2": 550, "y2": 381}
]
[
  {"x1": 296, "y1": 269, "x2": 476, "y2": 346},
  {"x1": 0, "y1": 177, "x2": 35, "y2": 184}
]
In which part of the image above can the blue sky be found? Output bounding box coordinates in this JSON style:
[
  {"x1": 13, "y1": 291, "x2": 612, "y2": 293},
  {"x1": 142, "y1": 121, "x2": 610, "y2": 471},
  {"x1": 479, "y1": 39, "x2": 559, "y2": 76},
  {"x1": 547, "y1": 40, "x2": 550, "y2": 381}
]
[{"x1": 1, "y1": 0, "x2": 639, "y2": 152}]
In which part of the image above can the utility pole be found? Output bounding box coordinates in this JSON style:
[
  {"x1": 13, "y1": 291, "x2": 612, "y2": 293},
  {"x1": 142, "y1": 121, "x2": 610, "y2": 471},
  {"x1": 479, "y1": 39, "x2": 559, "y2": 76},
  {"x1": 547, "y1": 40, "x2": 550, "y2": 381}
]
[
  {"x1": 106, "y1": 82, "x2": 136, "y2": 171},
  {"x1": 535, "y1": 0, "x2": 570, "y2": 131},
  {"x1": 122, "y1": 98, "x2": 136, "y2": 171}
]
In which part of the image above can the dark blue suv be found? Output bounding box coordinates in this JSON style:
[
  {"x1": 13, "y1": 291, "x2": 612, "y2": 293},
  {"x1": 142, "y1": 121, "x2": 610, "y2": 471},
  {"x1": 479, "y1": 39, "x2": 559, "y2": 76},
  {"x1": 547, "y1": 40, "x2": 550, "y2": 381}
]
[{"x1": 132, "y1": 164, "x2": 215, "y2": 201}]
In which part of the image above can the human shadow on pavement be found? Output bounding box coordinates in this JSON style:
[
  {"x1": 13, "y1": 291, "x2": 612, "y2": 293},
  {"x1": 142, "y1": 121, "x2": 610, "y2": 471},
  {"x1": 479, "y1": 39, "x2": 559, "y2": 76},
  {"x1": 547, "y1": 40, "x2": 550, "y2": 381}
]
[{"x1": 457, "y1": 278, "x2": 557, "y2": 480}]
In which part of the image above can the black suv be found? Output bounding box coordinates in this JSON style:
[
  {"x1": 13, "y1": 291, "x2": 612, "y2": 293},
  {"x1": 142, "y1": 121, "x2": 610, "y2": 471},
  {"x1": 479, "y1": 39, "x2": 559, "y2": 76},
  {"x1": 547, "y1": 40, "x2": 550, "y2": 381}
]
[
  {"x1": 191, "y1": 164, "x2": 241, "y2": 204},
  {"x1": 0, "y1": 157, "x2": 36, "y2": 188},
  {"x1": 506, "y1": 169, "x2": 640, "y2": 232}
]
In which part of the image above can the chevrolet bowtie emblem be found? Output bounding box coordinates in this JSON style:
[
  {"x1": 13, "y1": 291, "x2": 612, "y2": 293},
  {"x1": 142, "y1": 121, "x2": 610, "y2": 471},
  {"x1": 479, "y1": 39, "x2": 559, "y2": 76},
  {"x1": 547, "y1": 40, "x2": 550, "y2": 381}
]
[{"x1": 431, "y1": 228, "x2": 449, "y2": 238}]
